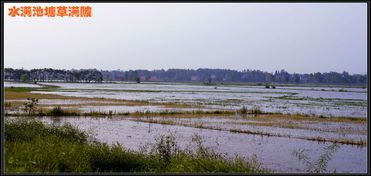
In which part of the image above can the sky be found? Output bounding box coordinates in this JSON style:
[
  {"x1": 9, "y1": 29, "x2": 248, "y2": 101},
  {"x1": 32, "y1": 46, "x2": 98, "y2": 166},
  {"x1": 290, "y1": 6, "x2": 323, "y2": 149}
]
[{"x1": 4, "y1": 3, "x2": 367, "y2": 74}]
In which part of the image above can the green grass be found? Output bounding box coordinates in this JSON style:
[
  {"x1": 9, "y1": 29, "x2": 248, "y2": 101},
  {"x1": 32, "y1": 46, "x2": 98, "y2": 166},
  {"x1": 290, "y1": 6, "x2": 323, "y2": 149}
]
[
  {"x1": 5, "y1": 118, "x2": 267, "y2": 173},
  {"x1": 5, "y1": 83, "x2": 60, "y2": 93},
  {"x1": 5, "y1": 87, "x2": 36, "y2": 92}
]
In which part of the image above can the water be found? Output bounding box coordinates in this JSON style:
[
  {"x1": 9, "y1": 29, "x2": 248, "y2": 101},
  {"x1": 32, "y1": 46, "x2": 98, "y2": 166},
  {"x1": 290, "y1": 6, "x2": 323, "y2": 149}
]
[
  {"x1": 31, "y1": 82, "x2": 367, "y2": 118},
  {"x1": 4, "y1": 82, "x2": 42, "y2": 88},
  {"x1": 29, "y1": 115, "x2": 367, "y2": 173}
]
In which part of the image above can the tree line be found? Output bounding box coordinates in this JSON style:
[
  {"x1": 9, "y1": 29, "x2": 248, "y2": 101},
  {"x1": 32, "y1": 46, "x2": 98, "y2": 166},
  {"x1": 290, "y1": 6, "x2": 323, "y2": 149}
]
[
  {"x1": 4, "y1": 68, "x2": 367, "y2": 85},
  {"x1": 4, "y1": 68, "x2": 103, "y2": 83}
]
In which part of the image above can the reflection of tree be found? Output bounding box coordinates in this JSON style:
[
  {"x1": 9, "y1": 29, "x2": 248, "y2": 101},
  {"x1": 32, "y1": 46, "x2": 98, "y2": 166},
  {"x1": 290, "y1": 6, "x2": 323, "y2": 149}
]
[{"x1": 51, "y1": 116, "x2": 62, "y2": 125}]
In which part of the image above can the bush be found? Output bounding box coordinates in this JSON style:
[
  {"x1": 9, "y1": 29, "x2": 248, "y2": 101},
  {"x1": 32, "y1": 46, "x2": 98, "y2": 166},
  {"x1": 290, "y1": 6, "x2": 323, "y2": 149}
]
[
  {"x1": 47, "y1": 106, "x2": 80, "y2": 116},
  {"x1": 23, "y1": 98, "x2": 38, "y2": 115},
  {"x1": 251, "y1": 108, "x2": 263, "y2": 115},
  {"x1": 239, "y1": 106, "x2": 248, "y2": 115},
  {"x1": 48, "y1": 106, "x2": 64, "y2": 116}
]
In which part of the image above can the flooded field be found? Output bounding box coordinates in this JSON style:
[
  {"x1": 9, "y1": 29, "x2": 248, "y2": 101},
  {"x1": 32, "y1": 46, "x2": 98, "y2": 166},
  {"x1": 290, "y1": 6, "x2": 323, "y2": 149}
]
[
  {"x1": 4, "y1": 81, "x2": 368, "y2": 173},
  {"x1": 17, "y1": 81, "x2": 367, "y2": 118}
]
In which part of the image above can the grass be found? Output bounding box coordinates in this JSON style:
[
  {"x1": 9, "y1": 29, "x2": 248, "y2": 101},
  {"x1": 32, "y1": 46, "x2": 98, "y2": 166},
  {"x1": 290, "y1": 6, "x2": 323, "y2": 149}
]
[
  {"x1": 272, "y1": 95, "x2": 367, "y2": 106},
  {"x1": 5, "y1": 118, "x2": 267, "y2": 173},
  {"x1": 300, "y1": 137, "x2": 366, "y2": 146},
  {"x1": 4, "y1": 87, "x2": 37, "y2": 92},
  {"x1": 224, "y1": 121, "x2": 366, "y2": 135},
  {"x1": 6, "y1": 104, "x2": 237, "y2": 117},
  {"x1": 133, "y1": 118, "x2": 223, "y2": 131},
  {"x1": 229, "y1": 129, "x2": 366, "y2": 146},
  {"x1": 229, "y1": 129, "x2": 290, "y2": 138},
  {"x1": 4, "y1": 91, "x2": 207, "y2": 110}
]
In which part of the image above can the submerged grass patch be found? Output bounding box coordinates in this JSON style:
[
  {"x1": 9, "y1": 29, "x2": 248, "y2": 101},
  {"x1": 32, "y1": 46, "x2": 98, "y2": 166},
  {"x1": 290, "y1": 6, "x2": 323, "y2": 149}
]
[
  {"x1": 4, "y1": 91, "x2": 207, "y2": 110},
  {"x1": 272, "y1": 95, "x2": 367, "y2": 107},
  {"x1": 5, "y1": 118, "x2": 267, "y2": 173},
  {"x1": 131, "y1": 117, "x2": 366, "y2": 146},
  {"x1": 299, "y1": 137, "x2": 366, "y2": 146}
]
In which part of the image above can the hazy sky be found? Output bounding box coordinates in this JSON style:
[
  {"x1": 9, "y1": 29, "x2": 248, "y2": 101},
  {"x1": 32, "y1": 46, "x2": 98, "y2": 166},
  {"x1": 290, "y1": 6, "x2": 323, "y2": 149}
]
[{"x1": 4, "y1": 3, "x2": 367, "y2": 74}]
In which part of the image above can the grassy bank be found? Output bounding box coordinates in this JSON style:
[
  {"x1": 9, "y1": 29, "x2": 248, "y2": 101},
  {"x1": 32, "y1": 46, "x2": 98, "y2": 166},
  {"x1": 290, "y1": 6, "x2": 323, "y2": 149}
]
[{"x1": 5, "y1": 118, "x2": 267, "y2": 173}]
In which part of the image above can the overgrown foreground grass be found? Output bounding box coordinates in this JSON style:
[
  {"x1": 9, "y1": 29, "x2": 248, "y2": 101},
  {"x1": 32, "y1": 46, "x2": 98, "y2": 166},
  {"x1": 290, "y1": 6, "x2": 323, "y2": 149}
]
[{"x1": 5, "y1": 118, "x2": 267, "y2": 173}]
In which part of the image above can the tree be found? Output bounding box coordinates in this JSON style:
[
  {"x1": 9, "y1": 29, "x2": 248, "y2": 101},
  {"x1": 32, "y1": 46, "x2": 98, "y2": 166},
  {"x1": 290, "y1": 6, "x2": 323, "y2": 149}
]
[
  {"x1": 20, "y1": 74, "x2": 28, "y2": 82},
  {"x1": 293, "y1": 74, "x2": 300, "y2": 83}
]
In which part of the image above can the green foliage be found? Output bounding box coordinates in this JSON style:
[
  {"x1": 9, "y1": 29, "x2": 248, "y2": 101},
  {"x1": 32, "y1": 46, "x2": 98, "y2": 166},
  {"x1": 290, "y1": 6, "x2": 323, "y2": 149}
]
[
  {"x1": 45, "y1": 106, "x2": 80, "y2": 116},
  {"x1": 154, "y1": 135, "x2": 178, "y2": 164},
  {"x1": 145, "y1": 134, "x2": 267, "y2": 173},
  {"x1": 48, "y1": 106, "x2": 64, "y2": 116},
  {"x1": 86, "y1": 143, "x2": 151, "y2": 172},
  {"x1": 239, "y1": 106, "x2": 248, "y2": 115},
  {"x1": 20, "y1": 74, "x2": 28, "y2": 82},
  {"x1": 5, "y1": 118, "x2": 88, "y2": 143}
]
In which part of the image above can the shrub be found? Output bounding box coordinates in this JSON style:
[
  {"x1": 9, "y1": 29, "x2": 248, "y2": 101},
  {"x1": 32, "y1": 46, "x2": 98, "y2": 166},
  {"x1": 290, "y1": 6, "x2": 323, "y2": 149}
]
[
  {"x1": 239, "y1": 106, "x2": 248, "y2": 115},
  {"x1": 48, "y1": 106, "x2": 65, "y2": 116},
  {"x1": 23, "y1": 98, "x2": 38, "y2": 115},
  {"x1": 251, "y1": 108, "x2": 263, "y2": 115}
]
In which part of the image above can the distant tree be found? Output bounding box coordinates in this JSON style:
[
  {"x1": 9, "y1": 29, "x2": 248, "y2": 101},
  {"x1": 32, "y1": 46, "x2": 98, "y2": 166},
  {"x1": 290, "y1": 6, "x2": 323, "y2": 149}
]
[
  {"x1": 20, "y1": 74, "x2": 28, "y2": 82},
  {"x1": 293, "y1": 74, "x2": 300, "y2": 83},
  {"x1": 4, "y1": 68, "x2": 367, "y2": 85}
]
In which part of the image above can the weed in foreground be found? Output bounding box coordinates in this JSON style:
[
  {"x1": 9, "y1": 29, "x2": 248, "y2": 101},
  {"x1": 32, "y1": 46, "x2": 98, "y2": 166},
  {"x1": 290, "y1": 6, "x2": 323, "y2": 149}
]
[{"x1": 292, "y1": 143, "x2": 340, "y2": 173}]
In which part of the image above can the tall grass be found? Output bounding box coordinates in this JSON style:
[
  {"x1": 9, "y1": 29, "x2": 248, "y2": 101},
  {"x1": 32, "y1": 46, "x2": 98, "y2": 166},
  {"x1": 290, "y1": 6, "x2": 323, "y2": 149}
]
[{"x1": 5, "y1": 118, "x2": 267, "y2": 173}]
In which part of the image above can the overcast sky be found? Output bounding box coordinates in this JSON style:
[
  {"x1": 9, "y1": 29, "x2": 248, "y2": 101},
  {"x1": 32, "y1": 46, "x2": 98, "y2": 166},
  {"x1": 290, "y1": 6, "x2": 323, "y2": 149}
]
[{"x1": 4, "y1": 3, "x2": 367, "y2": 74}]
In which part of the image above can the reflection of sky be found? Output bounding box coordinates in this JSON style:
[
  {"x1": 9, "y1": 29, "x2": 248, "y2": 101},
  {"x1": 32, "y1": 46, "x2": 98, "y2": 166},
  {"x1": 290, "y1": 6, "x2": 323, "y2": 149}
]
[
  {"x1": 4, "y1": 3, "x2": 367, "y2": 74},
  {"x1": 4, "y1": 82, "x2": 42, "y2": 88}
]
